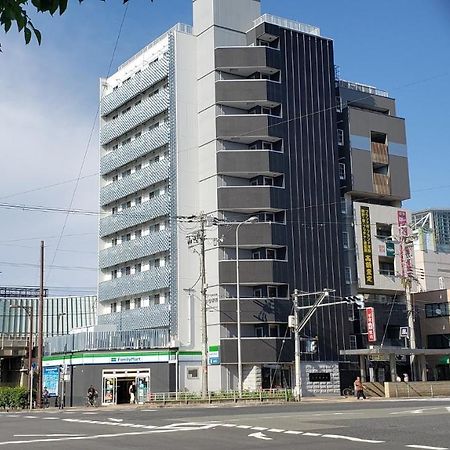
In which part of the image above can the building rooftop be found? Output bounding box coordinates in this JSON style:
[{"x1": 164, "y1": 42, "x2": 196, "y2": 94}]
[
  {"x1": 339, "y1": 79, "x2": 389, "y2": 98},
  {"x1": 253, "y1": 13, "x2": 321, "y2": 37}
]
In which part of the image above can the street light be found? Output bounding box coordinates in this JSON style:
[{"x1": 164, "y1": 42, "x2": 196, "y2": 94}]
[
  {"x1": 9, "y1": 304, "x2": 34, "y2": 409},
  {"x1": 236, "y1": 216, "x2": 258, "y2": 397}
]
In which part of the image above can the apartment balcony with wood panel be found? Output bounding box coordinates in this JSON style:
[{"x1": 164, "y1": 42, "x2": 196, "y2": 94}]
[
  {"x1": 371, "y1": 142, "x2": 389, "y2": 165},
  {"x1": 373, "y1": 173, "x2": 391, "y2": 195}
]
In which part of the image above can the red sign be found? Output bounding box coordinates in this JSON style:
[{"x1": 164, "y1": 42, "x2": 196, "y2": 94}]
[
  {"x1": 397, "y1": 210, "x2": 412, "y2": 278},
  {"x1": 366, "y1": 307, "x2": 377, "y2": 342}
]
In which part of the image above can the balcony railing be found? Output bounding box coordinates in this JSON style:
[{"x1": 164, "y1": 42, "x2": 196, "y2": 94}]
[
  {"x1": 101, "y1": 57, "x2": 169, "y2": 117},
  {"x1": 44, "y1": 328, "x2": 170, "y2": 355},
  {"x1": 99, "y1": 229, "x2": 171, "y2": 269},
  {"x1": 99, "y1": 193, "x2": 170, "y2": 237},
  {"x1": 373, "y1": 173, "x2": 391, "y2": 195},
  {"x1": 100, "y1": 124, "x2": 169, "y2": 175},
  {"x1": 100, "y1": 89, "x2": 169, "y2": 145},
  {"x1": 98, "y1": 266, "x2": 170, "y2": 302},
  {"x1": 339, "y1": 79, "x2": 389, "y2": 98},
  {"x1": 371, "y1": 142, "x2": 389, "y2": 165},
  {"x1": 100, "y1": 159, "x2": 170, "y2": 206},
  {"x1": 254, "y1": 13, "x2": 320, "y2": 36}
]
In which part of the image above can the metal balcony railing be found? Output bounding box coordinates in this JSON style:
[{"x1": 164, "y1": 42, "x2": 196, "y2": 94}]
[
  {"x1": 99, "y1": 229, "x2": 171, "y2": 269},
  {"x1": 98, "y1": 266, "x2": 170, "y2": 301},
  {"x1": 44, "y1": 328, "x2": 170, "y2": 355},
  {"x1": 100, "y1": 159, "x2": 170, "y2": 206},
  {"x1": 339, "y1": 79, "x2": 389, "y2": 98},
  {"x1": 254, "y1": 13, "x2": 321, "y2": 36},
  {"x1": 100, "y1": 89, "x2": 169, "y2": 145},
  {"x1": 99, "y1": 194, "x2": 170, "y2": 237},
  {"x1": 100, "y1": 124, "x2": 170, "y2": 175},
  {"x1": 101, "y1": 57, "x2": 169, "y2": 117}
]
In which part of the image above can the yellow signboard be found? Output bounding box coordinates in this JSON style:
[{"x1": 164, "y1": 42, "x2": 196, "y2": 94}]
[{"x1": 360, "y1": 206, "x2": 374, "y2": 285}]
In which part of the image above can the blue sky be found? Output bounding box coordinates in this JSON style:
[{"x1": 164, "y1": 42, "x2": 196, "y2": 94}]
[{"x1": 0, "y1": 0, "x2": 449, "y2": 294}]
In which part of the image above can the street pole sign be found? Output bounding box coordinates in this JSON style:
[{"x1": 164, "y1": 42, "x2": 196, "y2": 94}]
[{"x1": 400, "y1": 326, "x2": 409, "y2": 339}]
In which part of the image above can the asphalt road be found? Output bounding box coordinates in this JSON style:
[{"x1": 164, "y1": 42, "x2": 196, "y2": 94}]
[{"x1": 0, "y1": 398, "x2": 449, "y2": 449}]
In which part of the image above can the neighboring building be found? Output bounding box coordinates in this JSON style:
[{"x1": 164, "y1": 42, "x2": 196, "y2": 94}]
[
  {"x1": 45, "y1": 0, "x2": 415, "y2": 404},
  {"x1": 414, "y1": 289, "x2": 450, "y2": 380},
  {"x1": 413, "y1": 209, "x2": 450, "y2": 291},
  {"x1": 0, "y1": 290, "x2": 96, "y2": 386},
  {"x1": 337, "y1": 80, "x2": 412, "y2": 380}
]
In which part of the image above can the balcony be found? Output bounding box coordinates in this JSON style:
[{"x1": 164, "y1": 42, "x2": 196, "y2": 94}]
[
  {"x1": 371, "y1": 142, "x2": 389, "y2": 165},
  {"x1": 99, "y1": 229, "x2": 171, "y2": 269},
  {"x1": 101, "y1": 57, "x2": 169, "y2": 117},
  {"x1": 99, "y1": 194, "x2": 170, "y2": 237},
  {"x1": 216, "y1": 115, "x2": 283, "y2": 143},
  {"x1": 219, "y1": 222, "x2": 286, "y2": 247},
  {"x1": 220, "y1": 297, "x2": 291, "y2": 324},
  {"x1": 215, "y1": 79, "x2": 281, "y2": 109},
  {"x1": 215, "y1": 46, "x2": 281, "y2": 75},
  {"x1": 98, "y1": 266, "x2": 170, "y2": 302},
  {"x1": 100, "y1": 124, "x2": 169, "y2": 175},
  {"x1": 218, "y1": 185, "x2": 286, "y2": 211},
  {"x1": 373, "y1": 173, "x2": 391, "y2": 195},
  {"x1": 217, "y1": 150, "x2": 284, "y2": 176},
  {"x1": 219, "y1": 259, "x2": 288, "y2": 284},
  {"x1": 100, "y1": 89, "x2": 169, "y2": 145},
  {"x1": 100, "y1": 159, "x2": 170, "y2": 207},
  {"x1": 220, "y1": 337, "x2": 293, "y2": 364}
]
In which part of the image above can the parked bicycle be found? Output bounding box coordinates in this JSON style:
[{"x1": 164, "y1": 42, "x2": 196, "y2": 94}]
[{"x1": 342, "y1": 387, "x2": 354, "y2": 397}]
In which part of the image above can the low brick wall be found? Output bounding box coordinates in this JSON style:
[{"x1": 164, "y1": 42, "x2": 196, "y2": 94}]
[{"x1": 385, "y1": 381, "x2": 450, "y2": 398}]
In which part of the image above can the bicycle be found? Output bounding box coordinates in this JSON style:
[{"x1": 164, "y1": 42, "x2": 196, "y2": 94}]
[
  {"x1": 85, "y1": 395, "x2": 99, "y2": 407},
  {"x1": 342, "y1": 387, "x2": 354, "y2": 397}
]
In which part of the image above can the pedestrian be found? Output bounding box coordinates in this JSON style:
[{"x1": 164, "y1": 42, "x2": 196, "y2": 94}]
[
  {"x1": 129, "y1": 381, "x2": 136, "y2": 404},
  {"x1": 403, "y1": 373, "x2": 409, "y2": 382},
  {"x1": 354, "y1": 376, "x2": 366, "y2": 400},
  {"x1": 87, "y1": 385, "x2": 97, "y2": 406}
]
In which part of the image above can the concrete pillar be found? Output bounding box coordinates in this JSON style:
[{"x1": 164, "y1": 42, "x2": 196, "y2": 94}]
[
  {"x1": 419, "y1": 355, "x2": 427, "y2": 381},
  {"x1": 359, "y1": 355, "x2": 367, "y2": 382},
  {"x1": 389, "y1": 353, "x2": 397, "y2": 382}
]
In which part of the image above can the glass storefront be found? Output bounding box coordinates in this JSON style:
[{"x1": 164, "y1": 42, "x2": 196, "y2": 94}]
[{"x1": 102, "y1": 369, "x2": 150, "y2": 405}]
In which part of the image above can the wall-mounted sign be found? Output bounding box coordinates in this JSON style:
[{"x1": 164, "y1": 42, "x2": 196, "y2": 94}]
[
  {"x1": 209, "y1": 345, "x2": 220, "y2": 365},
  {"x1": 366, "y1": 307, "x2": 377, "y2": 342},
  {"x1": 42, "y1": 366, "x2": 60, "y2": 397},
  {"x1": 399, "y1": 326, "x2": 409, "y2": 338},
  {"x1": 398, "y1": 211, "x2": 412, "y2": 278},
  {"x1": 360, "y1": 206, "x2": 374, "y2": 285}
]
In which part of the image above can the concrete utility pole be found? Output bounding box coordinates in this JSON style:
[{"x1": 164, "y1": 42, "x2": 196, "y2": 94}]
[
  {"x1": 199, "y1": 215, "x2": 209, "y2": 400},
  {"x1": 37, "y1": 241, "x2": 44, "y2": 408}
]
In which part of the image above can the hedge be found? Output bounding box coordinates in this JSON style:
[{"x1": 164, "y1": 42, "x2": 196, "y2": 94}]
[{"x1": 0, "y1": 387, "x2": 29, "y2": 409}]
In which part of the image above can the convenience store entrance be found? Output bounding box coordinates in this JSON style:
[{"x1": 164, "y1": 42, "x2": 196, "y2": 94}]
[{"x1": 102, "y1": 369, "x2": 150, "y2": 405}]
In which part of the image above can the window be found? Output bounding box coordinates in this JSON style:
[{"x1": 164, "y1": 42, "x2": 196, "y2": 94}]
[
  {"x1": 379, "y1": 258, "x2": 395, "y2": 276},
  {"x1": 342, "y1": 231, "x2": 349, "y2": 249},
  {"x1": 122, "y1": 169, "x2": 131, "y2": 178},
  {"x1": 425, "y1": 303, "x2": 450, "y2": 318},
  {"x1": 122, "y1": 106, "x2": 131, "y2": 115},
  {"x1": 339, "y1": 163, "x2": 346, "y2": 180},
  {"x1": 337, "y1": 129, "x2": 344, "y2": 145},
  {"x1": 252, "y1": 251, "x2": 261, "y2": 260},
  {"x1": 112, "y1": 174, "x2": 118, "y2": 183},
  {"x1": 340, "y1": 197, "x2": 347, "y2": 215},
  {"x1": 123, "y1": 77, "x2": 131, "y2": 84},
  {"x1": 154, "y1": 259, "x2": 160, "y2": 268},
  {"x1": 262, "y1": 142, "x2": 273, "y2": 150},
  {"x1": 111, "y1": 269, "x2": 118, "y2": 279},
  {"x1": 122, "y1": 137, "x2": 131, "y2": 146},
  {"x1": 135, "y1": 131, "x2": 142, "y2": 139},
  {"x1": 122, "y1": 266, "x2": 131, "y2": 276},
  {"x1": 263, "y1": 177, "x2": 274, "y2": 186},
  {"x1": 269, "y1": 324, "x2": 280, "y2": 337},
  {"x1": 336, "y1": 96, "x2": 342, "y2": 112},
  {"x1": 262, "y1": 106, "x2": 271, "y2": 115},
  {"x1": 135, "y1": 263, "x2": 142, "y2": 273},
  {"x1": 187, "y1": 368, "x2": 199, "y2": 379},
  {"x1": 122, "y1": 233, "x2": 131, "y2": 242},
  {"x1": 110, "y1": 302, "x2": 117, "y2": 313},
  {"x1": 253, "y1": 288, "x2": 263, "y2": 298},
  {"x1": 266, "y1": 249, "x2": 276, "y2": 260},
  {"x1": 263, "y1": 213, "x2": 274, "y2": 223},
  {"x1": 112, "y1": 206, "x2": 118, "y2": 215},
  {"x1": 135, "y1": 163, "x2": 142, "y2": 171},
  {"x1": 135, "y1": 229, "x2": 142, "y2": 239},
  {"x1": 112, "y1": 144, "x2": 119, "y2": 151},
  {"x1": 134, "y1": 100, "x2": 141, "y2": 107},
  {"x1": 267, "y1": 286, "x2": 278, "y2": 298},
  {"x1": 255, "y1": 326, "x2": 265, "y2": 337},
  {"x1": 349, "y1": 335, "x2": 357, "y2": 350},
  {"x1": 427, "y1": 334, "x2": 450, "y2": 349},
  {"x1": 121, "y1": 300, "x2": 131, "y2": 310},
  {"x1": 153, "y1": 294, "x2": 160, "y2": 305},
  {"x1": 344, "y1": 266, "x2": 352, "y2": 284},
  {"x1": 134, "y1": 298, "x2": 141, "y2": 309},
  {"x1": 112, "y1": 237, "x2": 118, "y2": 246},
  {"x1": 376, "y1": 223, "x2": 392, "y2": 238},
  {"x1": 135, "y1": 196, "x2": 142, "y2": 206}
]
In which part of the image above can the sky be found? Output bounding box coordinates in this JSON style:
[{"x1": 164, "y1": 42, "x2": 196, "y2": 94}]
[{"x1": 0, "y1": 0, "x2": 449, "y2": 296}]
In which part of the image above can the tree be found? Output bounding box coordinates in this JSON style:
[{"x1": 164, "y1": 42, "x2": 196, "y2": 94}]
[{"x1": 0, "y1": 0, "x2": 149, "y2": 47}]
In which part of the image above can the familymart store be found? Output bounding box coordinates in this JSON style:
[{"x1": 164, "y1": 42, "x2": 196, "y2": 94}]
[{"x1": 43, "y1": 349, "x2": 202, "y2": 406}]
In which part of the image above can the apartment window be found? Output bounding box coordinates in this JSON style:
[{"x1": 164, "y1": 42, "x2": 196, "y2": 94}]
[
  {"x1": 135, "y1": 131, "x2": 142, "y2": 139},
  {"x1": 342, "y1": 231, "x2": 349, "y2": 249},
  {"x1": 262, "y1": 106, "x2": 271, "y2": 115},
  {"x1": 112, "y1": 144, "x2": 119, "y2": 151},
  {"x1": 112, "y1": 114, "x2": 118, "y2": 120},
  {"x1": 122, "y1": 266, "x2": 131, "y2": 276},
  {"x1": 250, "y1": 179, "x2": 259, "y2": 186},
  {"x1": 149, "y1": 191, "x2": 155, "y2": 200},
  {"x1": 349, "y1": 334, "x2": 357, "y2": 350},
  {"x1": 122, "y1": 106, "x2": 131, "y2": 115},
  {"x1": 266, "y1": 249, "x2": 276, "y2": 260},
  {"x1": 152, "y1": 294, "x2": 160, "y2": 305},
  {"x1": 252, "y1": 251, "x2": 261, "y2": 260},
  {"x1": 135, "y1": 229, "x2": 142, "y2": 239},
  {"x1": 253, "y1": 288, "x2": 263, "y2": 298},
  {"x1": 112, "y1": 206, "x2": 118, "y2": 215},
  {"x1": 154, "y1": 259, "x2": 160, "y2": 268},
  {"x1": 337, "y1": 129, "x2": 344, "y2": 145},
  {"x1": 111, "y1": 269, "x2": 118, "y2": 279},
  {"x1": 135, "y1": 196, "x2": 142, "y2": 206},
  {"x1": 135, "y1": 163, "x2": 142, "y2": 171},
  {"x1": 110, "y1": 302, "x2": 117, "y2": 313},
  {"x1": 376, "y1": 223, "x2": 392, "y2": 238},
  {"x1": 336, "y1": 96, "x2": 342, "y2": 112},
  {"x1": 339, "y1": 163, "x2": 346, "y2": 180},
  {"x1": 134, "y1": 263, "x2": 142, "y2": 273},
  {"x1": 153, "y1": 223, "x2": 161, "y2": 232},
  {"x1": 112, "y1": 174, "x2": 118, "y2": 183},
  {"x1": 425, "y1": 303, "x2": 450, "y2": 318},
  {"x1": 255, "y1": 326, "x2": 265, "y2": 337},
  {"x1": 187, "y1": 368, "x2": 199, "y2": 379},
  {"x1": 122, "y1": 169, "x2": 131, "y2": 178},
  {"x1": 263, "y1": 177, "x2": 274, "y2": 186},
  {"x1": 112, "y1": 237, "x2": 118, "y2": 246},
  {"x1": 121, "y1": 300, "x2": 131, "y2": 310},
  {"x1": 134, "y1": 298, "x2": 141, "y2": 309},
  {"x1": 264, "y1": 213, "x2": 274, "y2": 223},
  {"x1": 134, "y1": 100, "x2": 141, "y2": 107},
  {"x1": 379, "y1": 258, "x2": 395, "y2": 276},
  {"x1": 267, "y1": 286, "x2": 278, "y2": 298},
  {"x1": 269, "y1": 324, "x2": 280, "y2": 337},
  {"x1": 340, "y1": 197, "x2": 347, "y2": 215},
  {"x1": 122, "y1": 137, "x2": 131, "y2": 146},
  {"x1": 344, "y1": 267, "x2": 352, "y2": 284},
  {"x1": 122, "y1": 233, "x2": 131, "y2": 242},
  {"x1": 262, "y1": 142, "x2": 273, "y2": 150}
]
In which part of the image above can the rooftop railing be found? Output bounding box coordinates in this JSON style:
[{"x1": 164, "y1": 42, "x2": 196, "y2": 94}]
[
  {"x1": 339, "y1": 79, "x2": 389, "y2": 98},
  {"x1": 253, "y1": 14, "x2": 321, "y2": 37}
]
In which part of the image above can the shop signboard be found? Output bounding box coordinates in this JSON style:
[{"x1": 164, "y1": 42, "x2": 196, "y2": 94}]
[
  {"x1": 366, "y1": 307, "x2": 377, "y2": 342},
  {"x1": 42, "y1": 366, "x2": 59, "y2": 397},
  {"x1": 360, "y1": 206, "x2": 374, "y2": 285}
]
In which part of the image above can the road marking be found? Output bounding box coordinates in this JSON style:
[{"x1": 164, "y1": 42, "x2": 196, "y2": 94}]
[
  {"x1": 446, "y1": 407, "x2": 450, "y2": 413},
  {"x1": 82, "y1": 412, "x2": 98, "y2": 415},
  {"x1": 236, "y1": 425, "x2": 252, "y2": 429},
  {"x1": 42, "y1": 417, "x2": 59, "y2": 420},
  {"x1": 6, "y1": 415, "x2": 18, "y2": 418},
  {"x1": 405, "y1": 446, "x2": 448, "y2": 450},
  {"x1": 248, "y1": 432, "x2": 272, "y2": 441},
  {"x1": 221, "y1": 424, "x2": 236, "y2": 428},
  {"x1": 303, "y1": 432, "x2": 322, "y2": 437},
  {"x1": 141, "y1": 409, "x2": 157, "y2": 412},
  {"x1": 108, "y1": 418, "x2": 123, "y2": 422},
  {"x1": 24, "y1": 416, "x2": 37, "y2": 419},
  {"x1": 322, "y1": 434, "x2": 385, "y2": 444},
  {"x1": 391, "y1": 407, "x2": 443, "y2": 415},
  {"x1": 14, "y1": 434, "x2": 85, "y2": 437},
  {"x1": 250, "y1": 427, "x2": 268, "y2": 431},
  {"x1": 267, "y1": 428, "x2": 284, "y2": 433},
  {"x1": 284, "y1": 430, "x2": 303, "y2": 435}
]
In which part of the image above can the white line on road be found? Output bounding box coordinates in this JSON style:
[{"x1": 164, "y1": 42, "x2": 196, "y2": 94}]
[
  {"x1": 108, "y1": 418, "x2": 123, "y2": 422},
  {"x1": 322, "y1": 434, "x2": 385, "y2": 444},
  {"x1": 23, "y1": 416, "x2": 37, "y2": 419},
  {"x1": 405, "y1": 445, "x2": 448, "y2": 450},
  {"x1": 14, "y1": 434, "x2": 85, "y2": 438},
  {"x1": 42, "y1": 417, "x2": 59, "y2": 420},
  {"x1": 141, "y1": 409, "x2": 157, "y2": 412},
  {"x1": 236, "y1": 425, "x2": 252, "y2": 429},
  {"x1": 303, "y1": 432, "x2": 322, "y2": 437},
  {"x1": 267, "y1": 428, "x2": 285, "y2": 433},
  {"x1": 248, "y1": 432, "x2": 272, "y2": 441},
  {"x1": 284, "y1": 431, "x2": 303, "y2": 435},
  {"x1": 250, "y1": 427, "x2": 268, "y2": 431}
]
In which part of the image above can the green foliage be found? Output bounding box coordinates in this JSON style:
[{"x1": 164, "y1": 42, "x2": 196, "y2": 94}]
[
  {"x1": 0, "y1": 0, "x2": 153, "y2": 49},
  {"x1": 0, "y1": 386, "x2": 29, "y2": 409}
]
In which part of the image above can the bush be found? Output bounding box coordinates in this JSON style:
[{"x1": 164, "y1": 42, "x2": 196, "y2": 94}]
[{"x1": 0, "y1": 387, "x2": 29, "y2": 410}]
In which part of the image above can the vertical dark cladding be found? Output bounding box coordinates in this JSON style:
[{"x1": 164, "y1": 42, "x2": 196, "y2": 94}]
[{"x1": 279, "y1": 28, "x2": 348, "y2": 360}]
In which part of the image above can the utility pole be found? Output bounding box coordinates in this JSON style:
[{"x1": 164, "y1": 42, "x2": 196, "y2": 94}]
[
  {"x1": 199, "y1": 215, "x2": 209, "y2": 400},
  {"x1": 37, "y1": 241, "x2": 44, "y2": 408}
]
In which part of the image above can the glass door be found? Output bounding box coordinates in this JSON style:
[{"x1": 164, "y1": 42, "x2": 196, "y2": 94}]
[
  {"x1": 135, "y1": 375, "x2": 149, "y2": 404},
  {"x1": 103, "y1": 376, "x2": 116, "y2": 405}
]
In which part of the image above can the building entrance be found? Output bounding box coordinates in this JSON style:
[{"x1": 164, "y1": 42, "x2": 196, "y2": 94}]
[{"x1": 102, "y1": 369, "x2": 150, "y2": 405}]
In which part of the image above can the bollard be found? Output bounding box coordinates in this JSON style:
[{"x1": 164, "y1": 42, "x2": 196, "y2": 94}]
[{"x1": 431, "y1": 384, "x2": 434, "y2": 398}]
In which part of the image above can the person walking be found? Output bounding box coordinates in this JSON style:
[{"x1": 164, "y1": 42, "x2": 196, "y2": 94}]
[
  {"x1": 129, "y1": 381, "x2": 136, "y2": 404},
  {"x1": 354, "y1": 376, "x2": 366, "y2": 400}
]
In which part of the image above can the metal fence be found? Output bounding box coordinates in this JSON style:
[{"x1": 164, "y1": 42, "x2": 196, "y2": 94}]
[{"x1": 44, "y1": 329, "x2": 170, "y2": 355}]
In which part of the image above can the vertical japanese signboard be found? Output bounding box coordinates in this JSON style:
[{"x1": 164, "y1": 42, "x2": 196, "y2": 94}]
[
  {"x1": 397, "y1": 210, "x2": 412, "y2": 278},
  {"x1": 366, "y1": 307, "x2": 377, "y2": 342},
  {"x1": 360, "y1": 206, "x2": 374, "y2": 285}
]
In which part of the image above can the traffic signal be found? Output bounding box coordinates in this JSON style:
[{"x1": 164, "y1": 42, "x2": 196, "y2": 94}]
[{"x1": 345, "y1": 294, "x2": 365, "y2": 309}]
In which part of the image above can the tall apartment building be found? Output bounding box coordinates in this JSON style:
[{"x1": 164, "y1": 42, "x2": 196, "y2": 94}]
[
  {"x1": 413, "y1": 209, "x2": 450, "y2": 291},
  {"x1": 337, "y1": 80, "x2": 413, "y2": 370},
  {"x1": 88, "y1": 0, "x2": 413, "y2": 398}
]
